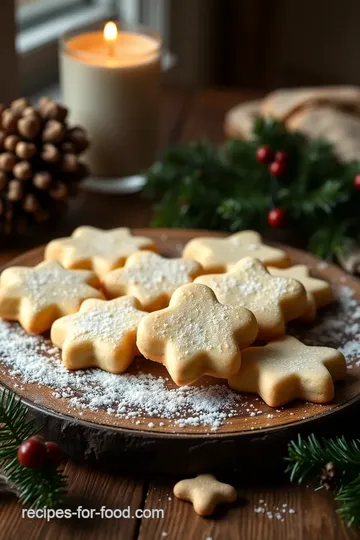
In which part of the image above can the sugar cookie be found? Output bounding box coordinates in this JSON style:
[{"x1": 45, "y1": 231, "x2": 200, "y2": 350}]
[
  {"x1": 51, "y1": 296, "x2": 147, "y2": 373},
  {"x1": 173, "y1": 474, "x2": 237, "y2": 516},
  {"x1": 268, "y1": 264, "x2": 333, "y2": 321},
  {"x1": 195, "y1": 257, "x2": 307, "y2": 340},
  {"x1": 0, "y1": 261, "x2": 102, "y2": 334},
  {"x1": 45, "y1": 226, "x2": 158, "y2": 277},
  {"x1": 183, "y1": 230, "x2": 289, "y2": 273},
  {"x1": 228, "y1": 336, "x2": 346, "y2": 407},
  {"x1": 137, "y1": 283, "x2": 258, "y2": 386},
  {"x1": 102, "y1": 251, "x2": 202, "y2": 311}
]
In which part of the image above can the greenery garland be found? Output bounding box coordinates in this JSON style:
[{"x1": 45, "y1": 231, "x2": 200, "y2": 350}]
[{"x1": 144, "y1": 118, "x2": 360, "y2": 261}]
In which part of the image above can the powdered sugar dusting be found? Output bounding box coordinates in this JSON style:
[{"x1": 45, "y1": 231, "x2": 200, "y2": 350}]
[
  {"x1": 0, "y1": 281, "x2": 358, "y2": 430},
  {"x1": 2, "y1": 262, "x2": 98, "y2": 311},
  {"x1": 0, "y1": 320, "x2": 251, "y2": 430},
  {"x1": 107, "y1": 253, "x2": 199, "y2": 293},
  {"x1": 291, "y1": 285, "x2": 360, "y2": 369},
  {"x1": 200, "y1": 258, "x2": 300, "y2": 313},
  {"x1": 63, "y1": 297, "x2": 146, "y2": 347}
]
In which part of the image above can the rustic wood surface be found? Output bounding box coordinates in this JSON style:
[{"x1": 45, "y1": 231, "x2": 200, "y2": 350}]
[{"x1": 1, "y1": 87, "x2": 360, "y2": 540}]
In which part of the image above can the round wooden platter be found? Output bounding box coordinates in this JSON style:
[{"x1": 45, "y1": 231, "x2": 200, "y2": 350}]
[{"x1": 0, "y1": 228, "x2": 359, "y2": 474}]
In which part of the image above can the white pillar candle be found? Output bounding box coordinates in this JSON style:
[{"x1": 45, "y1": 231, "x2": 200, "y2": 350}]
[{"x1": 60, "y1": 22, "x2": 162, "y2": 178}]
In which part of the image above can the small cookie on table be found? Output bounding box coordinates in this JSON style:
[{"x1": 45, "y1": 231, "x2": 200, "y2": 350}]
[
  {"x1": 136, "y1": 283, "x2": 258, "y2": 386},
  {"x1": 173, "y1": 474, "x2": 237, "y2": 516},
  {"x1": 183, "y1": 230, "x2": 289, "y2": 273},
  {"x1": 102, "y1": 251, "x2": 202, "y2": 311},
  {"x1": 0, "y1": 261, "x2": 102, "y2": 334},
  {"x1": 45, "y1": 226, "x2": 158, "y2": 277},
  {"x1": 228, "y1": 336, "x2": 346, "y2": 407},
  {"x1": 51, "y1": 296, "x2": 147, "y2": 373},
  {"x1": 195, "y1": 257, "x2": 307, "y2": 341},
  {"x1": 268, "y1": 264, "x2": 333, "y2": 321}
]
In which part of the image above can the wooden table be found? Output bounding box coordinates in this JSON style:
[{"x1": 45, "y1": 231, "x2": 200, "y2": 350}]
[{"x1": 1, "y1": 87, "x2": 360, "y2": 540}]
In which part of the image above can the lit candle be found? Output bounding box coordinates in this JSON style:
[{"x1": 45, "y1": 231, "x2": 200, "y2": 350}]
[
  {"x1": 60, "y1": 22, "x2": 162, "y2": 178},
  {"x1": 104, "y1": 21, "x2": 117, "y2": 58}
]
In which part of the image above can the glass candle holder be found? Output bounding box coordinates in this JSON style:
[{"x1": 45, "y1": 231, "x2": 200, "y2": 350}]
[{"x1": 60, "y1": 21, "x2": 162, "y2": 182}]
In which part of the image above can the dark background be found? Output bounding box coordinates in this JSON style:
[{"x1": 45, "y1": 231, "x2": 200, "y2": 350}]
[{"x1": 169, "y1": 0, "x2": 360, "y2": 89}]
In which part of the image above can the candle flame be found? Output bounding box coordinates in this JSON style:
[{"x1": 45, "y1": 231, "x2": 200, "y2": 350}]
[{"x1": 104, "y1": 21, "x2": 118, "y2": 43}]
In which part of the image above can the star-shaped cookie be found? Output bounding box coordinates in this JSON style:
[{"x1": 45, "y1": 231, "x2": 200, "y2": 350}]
[
  {"x1": 268, "y1": 264, "x2": 333, "y2": 321},
  {"x1": 228, "y1": 336, "x2": 346, "y2": 407},
  {"x1": 136, "y1": 282, "x2": 258, "y2": 386},
  {"x1": 0, "y1": 261, "x2": 103, "y2": 334},
  {"x1": 51, "y1": 296, "x2": 147, "y2": 372},
  {"x1": 183, "y1": 230, "x2": 289, "y2": 273},
  {"x1": 45, "y1": 226, "x2": 158, "y2": 277},
  {"x1": 102, "y1": 251, "x2": 203, "y2": 311},
  {"x1": 195, "y1": 257, "x2": 307, "y2": 340},
  {"x1": 173, "y1": 474, "x2": 237, "y2": 516}
]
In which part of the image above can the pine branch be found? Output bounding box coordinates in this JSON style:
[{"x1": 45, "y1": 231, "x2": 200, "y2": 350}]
[
  {"x1": 337, "y1": 477, "x2": 360, "y2": 527},
  {"x1": 286, "y1": 434, "x2": 360, "y2": 527},
  {"x1": 308, "y1": 223, "x2": 355, "y2": 260},
  {"x1": 0, "y1": 389, "x2": 66, "y2": 509},
  {"x1": 143, "y1": 118, "x2": 360, "y2": 262},
  {"x1": 281, "y1": 180, "x2": 346, "y2": 217}
]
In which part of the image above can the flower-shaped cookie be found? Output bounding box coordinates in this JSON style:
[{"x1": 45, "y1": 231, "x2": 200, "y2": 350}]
[
  {"x1": 173, "y1": 474, "x2": 237, "y2": 516},
  {"x1": 268, "y1": 264, "x2": 333, "y2": 321},
  {"x1": 228, "y1": 336, "x2": 346, "y2": 407},
  {"x1": 51, "y1": 296, "x2": 147, "y2": 373},
  {"x1": 103, "y1": 251, "x2": 203, "y2": 311},
  {"x1": 183, "y1": 230, "x2": 289, "y2": 273},
  {"x1": 0, "y1": 261, "x2": 102, "y2": 334},
  {"x1": 195, "y1": 257, "x2": 307, "y2": 340},
  {"x1": 136, "y1": 283, "x2": 258, "y2": 386},
  {"x1": 45, "y1": 226, "x2": 158, "y2": 277}
]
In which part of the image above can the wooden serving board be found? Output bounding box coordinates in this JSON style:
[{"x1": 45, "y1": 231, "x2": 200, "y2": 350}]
[{"x1": 0, "y1": 228, "x2": 359, "y2": 474}]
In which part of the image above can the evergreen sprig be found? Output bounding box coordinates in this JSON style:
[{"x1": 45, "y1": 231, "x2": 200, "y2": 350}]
[
  {"x1": 286, "y1": 434, "x2": 360, "y2": 527},
  {"x1": 144, "y1": 118, "x2": 360, "y2": 262},
  {"x1": 0, "y1": 389, "x2": 66, "y2": 508}
]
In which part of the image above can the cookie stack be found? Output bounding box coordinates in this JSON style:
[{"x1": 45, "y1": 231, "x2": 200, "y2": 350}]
[
  {"x1": 0, "y1": 226, "x2": 346, "y2": 408},
  {"x1": 224, "y1": 85, "x2": 360, "y2": 162}
]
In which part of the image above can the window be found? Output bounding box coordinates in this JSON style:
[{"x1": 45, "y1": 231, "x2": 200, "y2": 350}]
[
  {"x1": 0, "y1": 1, "x2": 169, "y2": 100},
  {"x1": 17, "y1": 0, "x2": 92, "y2": 31},
  {"x1": 16, "y1": 0, "x2": 117, "y2": 95}
]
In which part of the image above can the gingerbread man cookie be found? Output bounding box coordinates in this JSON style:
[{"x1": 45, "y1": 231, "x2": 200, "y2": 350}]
[
  {"x1": 228, "y1": 336, "x2": 346, "y2": 407},
  {"x1": 268, "y1": 264, "x2": 333, "y2": 321},
  {"x1": 0, "y1": 261, "x2": 102, "y2": 334},
  {"x1": 183, "y1": 230, "x2": 289, "y2": 273},
  {"x1": 45, "y1": 226, "x2": 158, "y2": 277},
  {"x1": 102, "y1": 251, "x2": 202, "y2": 311},
  {"x1": 195, "y1": 257, "x2": 307, "y2": 340},
  {"x1": 173, "y1": 474, "x2": 237, "y2": 516},
  {"x1": 51, "y1": 296, "x2": 147, "y2": 373},
  {"x1": 137, "y1": 283, "x2": 258, "y2": 386}
]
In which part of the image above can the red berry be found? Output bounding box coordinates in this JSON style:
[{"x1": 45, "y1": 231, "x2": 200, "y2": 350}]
[
  {"x1": 354, "y1": 174, "x2": 360, "y2": 190},
  {"x1": 268, "y1": 207, "x2": 286, "y2": 228},
  {"x1": 17, "y1": 437, "x2": 47, "y2": 469},
  {"x1": 275, "y1": 150, "x2": 287, "y2": 163},
  {"x1": 269, "y1": 160, "x2": 285, "y2": 176},
  {"x1": 256, "y1": 145, "x2": 272, "y2": 164},
  {"x1": 45, "y1": 441, "x2": 63, "y2": 467}
]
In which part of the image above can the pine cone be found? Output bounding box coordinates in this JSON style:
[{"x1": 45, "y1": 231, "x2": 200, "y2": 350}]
[
  {"x1": 0, "y1": 97, "x2": 90, "y2": 236},
  {"x1": 320, "y1": 462, "x2": 336, "y2": 490}
]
